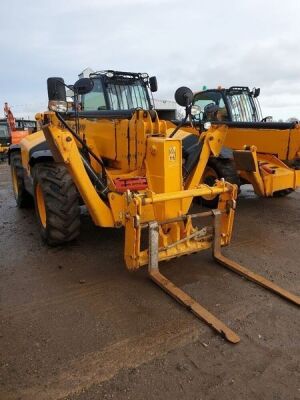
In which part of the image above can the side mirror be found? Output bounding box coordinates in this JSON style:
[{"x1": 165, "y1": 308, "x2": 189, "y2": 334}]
[
  {"x1": 47, "y1": 77, "x2": 67, "y2": 112},
  {"x1": 174, "y1": 86, "x2": 193, "y2": 107},
  {"x1": 252, "y1": 87, "x2": 260, "y2": 98},
  {"x1": 47, "y1": 77, "x2": 66, "y2": 101},
  {"x1": 149, "y1": 76, "x2": 158, "y2": 92},
  {"x1": 73, "y1": 78, "x2": 94, "y2": 95},
  {"x1": 261, "y1": 116, "x2": 273, "y2": 122},
  {"x1": 169, "y1": 86, "x2": 194, "y2": 138}
]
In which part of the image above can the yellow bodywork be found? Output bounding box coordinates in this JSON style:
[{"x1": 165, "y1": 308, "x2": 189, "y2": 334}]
[
  {"x1": 234, "y1": 145, "x2": 300, "y2": 196},
  {"x1": 221, "y1": 125, "x2": 300, "y2": 195},
  {"x1": 0, "y1": 145, "x2": 8, "y2": 157},
  {"x1": 166, "y1": 121, "x2": 300, "y2": 196},
  {"x1": 223, "y1": 125, "x2": 300, "y2": 161},
  {"x1": 21, "y1": 110, "x2": 237, "y2": 270}
]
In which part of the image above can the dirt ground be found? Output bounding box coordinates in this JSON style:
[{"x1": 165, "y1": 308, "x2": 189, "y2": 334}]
[{"x1": 0, "y1": 162, "x2": 299, "y2": 400}]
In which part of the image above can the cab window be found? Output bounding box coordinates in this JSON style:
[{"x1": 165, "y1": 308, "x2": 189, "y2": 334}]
[
  {"x1": 0, "y1": 124, "x2": 9, "y2": 138},
  {"x1": 82, "y1": 79, "x2": 107, "y2": 111},
  {"x1": 106, "y1": 81, "x2": 150, "y2": 110},
  {"x1": 193, "y1": 91, "x2": 228, "y2": 121}
]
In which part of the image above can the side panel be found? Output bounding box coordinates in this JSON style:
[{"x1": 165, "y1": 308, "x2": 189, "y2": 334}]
[
  {"x1": 145, "y1": 137, "x2": 182, "y2": 221},
  {"x1": 222, "y1": 128, "x2": 291, "y2": 159},
  {"x1": 20, "y1": 130, "x2": 46, "y2": 170},
  {"x1": 287, "y1": 126, "x2": 300, "y2": 160},
  {"x1": 72, "y1": 119, "x2": 117, "y2": 162}
]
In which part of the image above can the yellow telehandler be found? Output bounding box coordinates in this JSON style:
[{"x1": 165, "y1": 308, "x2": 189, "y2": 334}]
[
  {"x1": 168, "y1": 86, "x2": 300, "y2": 206},
  {"x1": 0, "y1": 120, "x2": 10, "y2": 161},
  {"x1": 9, "y1": 71, "x2": 299, "y2": 343}
]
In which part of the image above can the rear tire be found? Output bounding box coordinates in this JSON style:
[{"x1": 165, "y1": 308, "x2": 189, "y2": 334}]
[
  {"x1": 273, "y1": 189, "x2": 294, "y2": 197},
  {"x1": 201, "y1": 158, "x2": 240, "y2": 208},
  {"x1": 32, "y1": 162, "x2": 80, "y2": 245},
  {"x1": 10, "y1": 151, "x2": 33, "y2": 208}
]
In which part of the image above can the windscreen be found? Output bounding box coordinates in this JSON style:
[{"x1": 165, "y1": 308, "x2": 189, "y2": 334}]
[
  {"x1": 81, "y1": 77, "x2": 151, "y2": 111},
  {"x1": 193, "y1": 91, "x2": 229, "y2": 121},
  {"x1": 226, "y1": 91, "x2": 261, "y2": 122},
  {"x1": 106, "y1": 80, "x2": 150, "y2": 110},
  {"x1": 0, "y1": 124, "x2": 9, "y2": 138}
]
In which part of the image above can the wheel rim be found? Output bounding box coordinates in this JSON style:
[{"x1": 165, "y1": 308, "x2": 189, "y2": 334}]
[
  {"x1": 11, "y1": 167, "x2": 19, "y2": 198},
  {"x1": 201, "y1": 167, "x2": 218, "y2": 201},
  {"x1": 36, "y1": 183, "x2": 47, "y2": 228}
]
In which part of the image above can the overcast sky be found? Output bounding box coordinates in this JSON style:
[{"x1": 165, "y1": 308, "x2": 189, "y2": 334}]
[{"x1": 1, "y1": 0, "x2": 300, "y2": 120}]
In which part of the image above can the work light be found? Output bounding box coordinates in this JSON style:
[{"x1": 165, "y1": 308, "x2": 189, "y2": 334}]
[{"x1": 48, "y1": 100, "x2": 68, "y2": 113}]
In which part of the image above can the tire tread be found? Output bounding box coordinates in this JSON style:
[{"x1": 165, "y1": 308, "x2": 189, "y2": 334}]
[{"x1": 33, "y1": 162, "x2": 80, "y2": 245}]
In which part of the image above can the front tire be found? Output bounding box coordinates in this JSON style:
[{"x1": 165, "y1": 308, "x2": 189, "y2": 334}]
[
  {"x1": 32, "y1": 163, "x2": 80, "y2": 245},
  {"x1": 10, "y1": 152, "x2": 33, "y2": 208},
  {"x1": 201, "y1": 158, "x2": 240, "y2": 208},
  {"x1": 273, "y1": 189, "x2": 294, "y2": 197}
]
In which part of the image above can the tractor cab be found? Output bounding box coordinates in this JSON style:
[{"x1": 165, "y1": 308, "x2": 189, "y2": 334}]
[
  {"x1": 193, "y1": 86, "x2": 263, "y2": 123},
  {"x1": 75, "y1": 70, "x2": 157, "y2": 112},
  {"x1": 0, "y1": 120, "x2": 11, "y2": 160},
  {"x1": 0, "y1": 120, "x2": 11, "y2": 144}
]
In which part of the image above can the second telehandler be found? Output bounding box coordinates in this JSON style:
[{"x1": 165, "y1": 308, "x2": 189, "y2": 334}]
[{"x1": 180, "y1": 86, "x2": 300, "y2": 206}]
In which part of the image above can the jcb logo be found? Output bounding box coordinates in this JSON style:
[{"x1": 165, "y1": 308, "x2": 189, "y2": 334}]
[{"x1": 169, "y1": 146, "x2": 176, "y2": 162}]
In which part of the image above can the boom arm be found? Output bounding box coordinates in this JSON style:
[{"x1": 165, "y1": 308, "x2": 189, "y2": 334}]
[{"x1": 4, "y1": 102, "x2": 16, "y2": 132}]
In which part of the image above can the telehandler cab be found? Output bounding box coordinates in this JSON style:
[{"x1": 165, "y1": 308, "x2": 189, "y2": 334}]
[
  {"x1": 9, "y1": 71, "x2": 299, "y2": 343},
  {"x1": 178, "y1": 86, "x2": 300, "y2": 206}
]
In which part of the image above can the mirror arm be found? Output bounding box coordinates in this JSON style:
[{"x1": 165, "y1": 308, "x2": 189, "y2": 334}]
[{"x1": 169, "y1": 105, "x2": 191, "y2": 138}]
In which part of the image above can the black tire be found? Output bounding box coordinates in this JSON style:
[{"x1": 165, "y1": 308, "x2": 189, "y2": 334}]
[
  {"x1": 273, "y1": 189, "x2": 294, "y2": 197},
  {"x1": 10, "y1": 151, "x2": 33, "y2": 208},
  {"x1": 201, "y1": 158, "x2": 240, "y2": 208},
  {"x1": 32, "y1": 162, "x2": 80, "y2": 245}
]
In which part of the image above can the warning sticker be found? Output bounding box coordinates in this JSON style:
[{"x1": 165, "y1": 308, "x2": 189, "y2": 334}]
[{"x1": 169, "y1": 146, "x2": 176, "y2": 161}]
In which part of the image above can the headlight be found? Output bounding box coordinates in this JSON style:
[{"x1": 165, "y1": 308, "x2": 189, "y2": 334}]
[
  {"x1": 106, "y1": 72, "x2": 114, "y2": 78},
  {"x1": 48, "y1": 100, "x2": 68, "y2": 113},
  {"x1": 204, "y1": 122, "x2": 212, "y2": 130},
  {"x1": 191, "y1": 105, "x2": 201, "y2": 116}
]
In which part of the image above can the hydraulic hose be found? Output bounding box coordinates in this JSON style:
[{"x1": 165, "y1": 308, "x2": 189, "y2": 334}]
[{"x1": 55, "y1": 112, "x2": 109, "y2": 198}]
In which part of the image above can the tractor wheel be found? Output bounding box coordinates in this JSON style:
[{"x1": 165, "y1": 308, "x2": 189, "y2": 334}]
[
  {"x1": 32, "y1": 162, "x2": 80, "y2": 245},
  {"x1": 200, "y1": 158, "x2": 240, "y2": 208},
  {"x1": 10, "y1": 152, "x2": 33, "y2": 208}
]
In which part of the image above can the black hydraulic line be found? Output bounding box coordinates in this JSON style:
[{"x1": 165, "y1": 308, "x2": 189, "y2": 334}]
[
  {"x1": 169, "y1": 108, "x2": 190, "y2": 138},
  {"x1": 55, "y1": 112, "x2": 109, "y2": 198},
  {"x1": 80, "y1": 155, "x2": 109, "y2": 197},
  {"x1": 169, "y1": 116, "x2": 188, "y2": 137}
]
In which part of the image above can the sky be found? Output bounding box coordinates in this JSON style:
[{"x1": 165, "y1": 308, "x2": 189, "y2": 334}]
[{"x1": 1, "y1": 0, "x2": 300, "y2": 120}]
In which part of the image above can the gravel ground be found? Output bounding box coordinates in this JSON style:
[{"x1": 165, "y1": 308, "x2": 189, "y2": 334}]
[{"x1": 0, "y1": 162, "x2": 299, "y2": 400}]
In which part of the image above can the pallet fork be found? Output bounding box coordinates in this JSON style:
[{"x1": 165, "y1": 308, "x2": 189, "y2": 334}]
[{"x1": 148, "y1": 210, "x2": 300, "y2": 344}]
